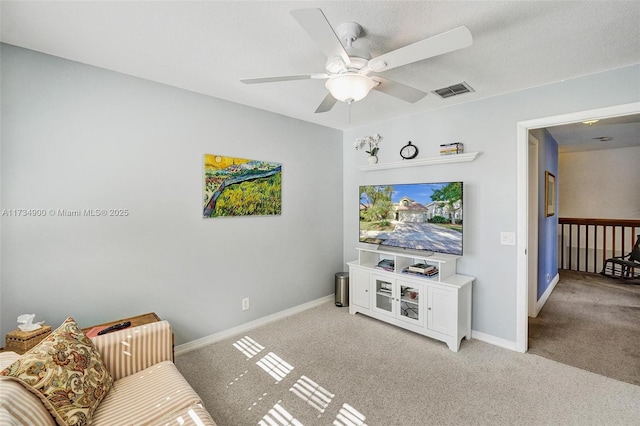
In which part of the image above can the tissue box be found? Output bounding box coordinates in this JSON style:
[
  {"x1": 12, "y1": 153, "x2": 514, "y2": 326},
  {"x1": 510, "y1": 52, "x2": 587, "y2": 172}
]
[{"x1": 5, "y1": 325, "x2": 52, "y2": 354}]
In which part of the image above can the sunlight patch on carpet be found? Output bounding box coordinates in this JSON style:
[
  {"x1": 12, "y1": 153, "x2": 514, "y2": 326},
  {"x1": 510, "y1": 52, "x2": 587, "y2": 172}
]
[
  {"x1": 226, "y1": 369, "x2": 250, "y2": 388},
  {"x1": 333, "y1": 403, "x2": 368, "y2": 426},
  {"x1": 233, "y1": 336, "x2": 265, "y2": 358},
  {"x1": 247, "y1": 392, "x2": 269, "y2": 412},
  {"x1": 257, "y1": 352, "x2": 294, "y2": 383},
  {"x1": 289, "y1": 375, "x2": 335, "y2": 413},
  {"x1": 258, "y1": 402, "x2": 303, "y2": 426}
]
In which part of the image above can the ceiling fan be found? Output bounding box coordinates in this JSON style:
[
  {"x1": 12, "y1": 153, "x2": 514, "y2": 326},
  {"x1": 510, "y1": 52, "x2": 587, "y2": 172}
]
[{"x1": 241, "y1": 8, "x2": 473, "y2": 113}]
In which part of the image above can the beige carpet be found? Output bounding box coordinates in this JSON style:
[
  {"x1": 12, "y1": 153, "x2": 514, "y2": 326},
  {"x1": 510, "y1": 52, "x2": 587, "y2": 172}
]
[
  {"x1": 529, "y1": 270, "x2": 640, "y2": 386},
  {"x1": 176, "y1": 301, "x2": 640, "y2": 425}
]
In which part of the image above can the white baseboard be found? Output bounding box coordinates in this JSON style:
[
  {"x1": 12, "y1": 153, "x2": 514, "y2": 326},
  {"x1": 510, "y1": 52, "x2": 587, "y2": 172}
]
[
  {"x1": 175, "y1": 295, "x2": 334, "y2": 356},
  {"x1": 471, "y1": 330, "x2": 518, "y2": 351},
  {"x1": 535, "y1": 273, "x2": 560, "y2": 316},
  {"x1": 176, "y1": 294, "x2": 523, "y2": 355},
  {"x1": 472, "y1": 272, "x2": 559, "y2": 352}
]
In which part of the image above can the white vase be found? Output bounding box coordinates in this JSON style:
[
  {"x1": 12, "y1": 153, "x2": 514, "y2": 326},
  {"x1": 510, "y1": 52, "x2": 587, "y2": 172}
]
[{"x1": 367, "y1": 156, "x2": 378, "y2": 165}]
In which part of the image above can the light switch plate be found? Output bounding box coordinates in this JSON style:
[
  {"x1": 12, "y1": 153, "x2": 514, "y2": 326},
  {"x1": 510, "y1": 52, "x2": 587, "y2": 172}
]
[{"x1": 501, "y1": 232, "x2": 516, "y2": 245}]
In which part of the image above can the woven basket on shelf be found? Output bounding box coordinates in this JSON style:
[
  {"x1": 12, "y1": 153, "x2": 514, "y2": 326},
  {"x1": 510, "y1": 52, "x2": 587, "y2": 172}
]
[{"x1": 5, "y1": 325, "x2": 52, "y2": 354}]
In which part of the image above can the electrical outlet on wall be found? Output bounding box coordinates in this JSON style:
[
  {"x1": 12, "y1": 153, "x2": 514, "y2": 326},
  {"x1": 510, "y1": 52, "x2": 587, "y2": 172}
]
[
  {"x1": 242, "y1": 298, "x2": 250, "y2": 311},
  {"x1": 500, "y1": 232, "x2": 516, "y2": 246}
]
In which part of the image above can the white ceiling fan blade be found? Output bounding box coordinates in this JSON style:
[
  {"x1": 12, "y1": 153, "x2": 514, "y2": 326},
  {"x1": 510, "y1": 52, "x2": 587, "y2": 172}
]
[
  {"x1": 290, "y1": 8, "x2": 351, "y2": 66},
  {"x1": 315, "y1": 93, "x2": 337, "y2": 113},
  {"x1": 241, "y1": 74, "x2": 328, "y2": 84},
  {"x1": 368, "y1": 26, "x2": 472, "y2": 72},
  {"x1": 371, "y1": 77, "x2": 428, "y2": 103}
]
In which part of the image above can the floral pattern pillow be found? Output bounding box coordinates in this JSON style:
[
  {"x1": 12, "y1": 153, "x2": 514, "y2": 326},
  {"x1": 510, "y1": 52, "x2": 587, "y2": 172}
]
[{"x1": 0, "y1": 317, "x2": 113, "y2": 426}]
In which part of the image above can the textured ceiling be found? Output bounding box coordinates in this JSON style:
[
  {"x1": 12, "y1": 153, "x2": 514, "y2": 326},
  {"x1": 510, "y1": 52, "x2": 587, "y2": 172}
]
[
  {"x1": 1, "y1": 1, "x2": 639, "y2": 133},
  {"x1": 548, "y1": 114, "x2": 640, "y2": 153}
]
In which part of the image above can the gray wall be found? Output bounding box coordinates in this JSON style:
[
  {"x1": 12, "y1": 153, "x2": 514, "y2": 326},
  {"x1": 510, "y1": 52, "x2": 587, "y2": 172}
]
[
  {"x1": 2, "y1": 42, "x2": 638, "y2": 349},
  {"x1": 342, "y1": 64, "x2": 640, "y2": 344},
  {"x1": 559, "y1": 146, "x2": 640, "y2": 219},
  {"x1": 0, "y1": 44, "x2": 344, "y2": 344}
]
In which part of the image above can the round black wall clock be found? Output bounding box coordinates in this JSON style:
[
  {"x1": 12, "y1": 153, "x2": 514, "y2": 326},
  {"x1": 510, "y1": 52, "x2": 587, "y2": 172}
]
[{"x1": 400, "y1": 141, "x2": 419, "y2": 160}]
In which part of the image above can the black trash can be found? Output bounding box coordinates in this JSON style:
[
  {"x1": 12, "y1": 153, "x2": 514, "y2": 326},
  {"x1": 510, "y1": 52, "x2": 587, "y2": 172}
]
[{"x1": 335, "y1": 272, "x2": 349, "y2": 307}]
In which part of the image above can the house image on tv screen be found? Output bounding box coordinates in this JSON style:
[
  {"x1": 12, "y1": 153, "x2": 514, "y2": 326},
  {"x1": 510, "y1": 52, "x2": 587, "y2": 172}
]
[{"x1": 359, "y1": 182, "x2": 463, "y2": 256}]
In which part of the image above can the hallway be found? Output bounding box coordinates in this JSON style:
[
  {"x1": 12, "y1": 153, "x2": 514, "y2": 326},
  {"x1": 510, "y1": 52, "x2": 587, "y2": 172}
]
[{"x1": 528, "y1": 270, "x2": 640, "y2": 386}]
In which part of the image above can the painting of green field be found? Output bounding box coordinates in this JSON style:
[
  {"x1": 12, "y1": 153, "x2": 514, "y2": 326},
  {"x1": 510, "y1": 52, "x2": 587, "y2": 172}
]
[{"x1": 203, "y1": 154, "x2": 282, "y2": 218}]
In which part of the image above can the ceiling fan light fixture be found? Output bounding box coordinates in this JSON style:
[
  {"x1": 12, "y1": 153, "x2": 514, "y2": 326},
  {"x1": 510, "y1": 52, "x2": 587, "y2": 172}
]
[{"x1": 325, "y1": 73, "x2": 375, "y2": 103}]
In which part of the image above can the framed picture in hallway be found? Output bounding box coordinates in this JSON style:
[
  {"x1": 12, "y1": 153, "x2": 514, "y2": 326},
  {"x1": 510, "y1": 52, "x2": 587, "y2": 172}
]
[
  {"x1": 545, "y1": 171, "x2": 556, "y2": 217},
  {"x1": 203, "y1": 154, "x2": 282, "y2": 218}
]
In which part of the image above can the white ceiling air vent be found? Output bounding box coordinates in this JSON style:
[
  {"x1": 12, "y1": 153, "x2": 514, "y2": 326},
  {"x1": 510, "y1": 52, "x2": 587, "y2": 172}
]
[{"x1": 433, "y1": 82, "x2": 475, "y2": 99}]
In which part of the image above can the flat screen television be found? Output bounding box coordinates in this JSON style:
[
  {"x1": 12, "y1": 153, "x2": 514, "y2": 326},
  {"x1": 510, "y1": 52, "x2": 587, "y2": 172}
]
[{"x1": 359, "y1": 182, "x2": 463, "y2": 256}]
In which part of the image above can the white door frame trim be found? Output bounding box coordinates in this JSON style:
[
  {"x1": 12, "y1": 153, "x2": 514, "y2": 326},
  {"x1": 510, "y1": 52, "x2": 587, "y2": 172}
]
[
  {"x1": 527, "y1": 134, "x2": 539, "y2": 318},
  {"x1": 515, "y1": 102, "x2": 640, "y2": 353}
]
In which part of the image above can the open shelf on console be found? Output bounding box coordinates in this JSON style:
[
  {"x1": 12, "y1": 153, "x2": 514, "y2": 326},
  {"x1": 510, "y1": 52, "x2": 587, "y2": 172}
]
[{"x1": 357, "y1": 247, "x2": 459, "y2": 282}]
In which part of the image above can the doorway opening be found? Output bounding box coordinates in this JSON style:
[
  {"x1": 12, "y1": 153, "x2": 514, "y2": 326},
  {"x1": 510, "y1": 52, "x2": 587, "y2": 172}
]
[{"x1": 515, "y1": 102, "x2": 640, "y2": 353}]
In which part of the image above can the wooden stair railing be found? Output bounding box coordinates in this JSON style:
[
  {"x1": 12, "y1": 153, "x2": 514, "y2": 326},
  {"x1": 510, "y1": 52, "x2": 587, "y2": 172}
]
[{"x1": 558, "y1": 218, "x2": 640, "y2": 274}]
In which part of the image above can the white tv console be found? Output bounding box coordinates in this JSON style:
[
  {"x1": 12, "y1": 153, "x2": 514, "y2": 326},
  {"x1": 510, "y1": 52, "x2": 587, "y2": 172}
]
[{"x1": 348, "y1": 247, "x2": 474, "y2": 352}]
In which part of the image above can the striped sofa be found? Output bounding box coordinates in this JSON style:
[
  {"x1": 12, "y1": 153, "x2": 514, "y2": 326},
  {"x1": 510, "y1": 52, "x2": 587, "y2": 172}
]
[{"x1": 0, "y1": 320, "x2": 217, "y2": 425}]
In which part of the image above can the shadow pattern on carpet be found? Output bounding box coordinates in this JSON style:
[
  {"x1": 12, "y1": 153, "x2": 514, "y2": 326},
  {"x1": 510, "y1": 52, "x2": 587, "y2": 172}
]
[
  {"x1": 528, "y1": 270, "x2": 640, "y2": 386},
  {"x1": 176, "y1": 301, "x2": 640, "y2": 425}
]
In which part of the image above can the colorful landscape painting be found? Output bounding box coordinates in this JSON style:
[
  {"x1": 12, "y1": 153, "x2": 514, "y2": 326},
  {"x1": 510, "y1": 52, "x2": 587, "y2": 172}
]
[{"x1": 203, "y1": 154, "x2": 282, "y2": 218}]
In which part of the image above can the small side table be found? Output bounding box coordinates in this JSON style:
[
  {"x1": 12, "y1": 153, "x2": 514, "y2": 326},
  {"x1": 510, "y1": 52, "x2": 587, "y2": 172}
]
[
  {"x1": 82, "y1": 312, "x2": 161, "y2": 334},
  {"x1": 5, "y1": 325, "x2": 53, "y2": 354},
  {"x1": 83, "y1": 312, "x2": 173, "y2": 360}
]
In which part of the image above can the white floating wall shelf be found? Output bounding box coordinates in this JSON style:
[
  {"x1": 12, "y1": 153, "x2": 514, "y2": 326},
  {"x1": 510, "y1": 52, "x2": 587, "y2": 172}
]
[{"x1": 358, "y1": 151, "x2": 482, "y2": 172}]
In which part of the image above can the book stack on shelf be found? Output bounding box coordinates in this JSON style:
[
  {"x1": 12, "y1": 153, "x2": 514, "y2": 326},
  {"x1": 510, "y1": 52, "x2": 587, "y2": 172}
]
[
  {"x1": 440, "y1": 142, "x2": 464, "y2": 155},
  {"x1": 402, "y1": 263, "x2": 439, "y2": 278},
  {"x1": 378, "y1": 282, "x2": 392, "y2": 295},
  {"x1": 376, "y1": 259, "x2": 395, "y2": 272}
]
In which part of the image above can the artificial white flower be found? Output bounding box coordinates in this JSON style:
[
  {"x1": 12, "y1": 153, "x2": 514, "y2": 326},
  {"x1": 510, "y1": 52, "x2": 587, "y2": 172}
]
[{"x1": 355, "y1": 134, "x2": 383, "y2": 156}]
